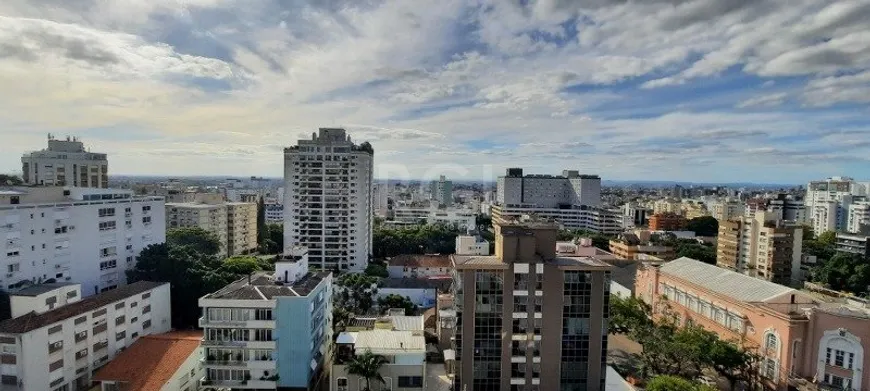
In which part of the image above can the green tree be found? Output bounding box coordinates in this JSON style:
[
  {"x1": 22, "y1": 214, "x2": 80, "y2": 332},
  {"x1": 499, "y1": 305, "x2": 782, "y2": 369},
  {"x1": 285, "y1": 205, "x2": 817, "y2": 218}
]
[
  {"x1": 364, "y1": 263, "x2": 389, "y2": 278},
  {"x1": 258, "y1": 224, "x2": 283, "y2": 254},
  {"x1": 475, "y1": 214, "x2": 492, "y2": 231},
  {"x1": 376, "y1": 294, "x2": 418, "y2": 315},
  {"x1": 817, "y1": 230, "x2": 837, "y2": 246},
  {"x1": 812, "y1": 252, "x2": 870, "y2": 295},
  {"x1": 346, "y1": 350, "x2": 387, "y2": 391},
  {"x1": 372, "y1": 224, "x2": 461, "y2": 258},
  {"x1": 646, "y1": 375, "x2": 715, "y2": 391},
  {"x1": 256, "y1": 197, "x2": 265, "y2": 245},
  {"x1": 709, "y1": 339, "x2": 752, "y2": 391},
  {"x1": 609, "y1": 294, "x2": 653, "y2": 334},
  {"x1": 0, "y1": 174, "x2": 23, "y2": 186},
  {"x1": 222, "y1": 255, "x2": 272, "y2": 275},
  {"x1": 686, "y1": 216, "x2": 719, "y2": 236},
  {"x1": 675, "y1": 243, "x2": 716, "y2": 264},
  {"x1": 167, "y1": 227, "x2": 222, "y2": 256}
]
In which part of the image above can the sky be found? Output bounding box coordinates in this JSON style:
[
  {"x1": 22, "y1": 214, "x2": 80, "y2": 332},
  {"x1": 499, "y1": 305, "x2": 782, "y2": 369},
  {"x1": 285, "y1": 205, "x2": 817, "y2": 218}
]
[{"x1": 1, "y1": 0, "x2": 869, "y2": 183}]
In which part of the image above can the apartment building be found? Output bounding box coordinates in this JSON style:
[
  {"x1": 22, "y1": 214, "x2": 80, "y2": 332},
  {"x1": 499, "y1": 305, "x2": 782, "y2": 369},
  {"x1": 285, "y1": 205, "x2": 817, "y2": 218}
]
[
  {"x1": 0, "y1": 187, "x2": 165, "y2": 296},
  {"x1": 198, "y1": 248, "x2": 332, "y2": 390},
  {"x1": 620, "y1": 203, "x2": 649, "y2": 229},
  {"x1": 711, "y1": 199, "x2": 742, "y2": 222},
  {"x1": 430, "y1": 175, "x2": 453, "y2": 207},
  {"x1": 806, "y1": 177, "x2": 866, "y2": 236},
  {"x1": 165, "y1": 203, "x2": 229, "y2": 256},
  {"x1": 450, "y1": 218, "x2": 611, "y2": 391},
  {"x1": 92, "y1": 331, "x2": 203, "y2": 391},
  {"x1": 0, "y1": 281, "x2": 171, "y2": 391},
  {"x1": 637, "y1": 258, "x2": 870, "y2": 391},
  {"x1": 491, "y1": 202, "x2": 622, "y2": 235},
  {"x1": 455, "y1": 235, "x2": 490, "y2": 256},
  {"x1": 21, "y1": 136, "x2": 108, "y2": 188},
  {"x1": 390, "y1": 206, "x2": 476, "y2": 231},
  {"x1": 716, "y1": 212, "x2": 803, "y2": 285},
  {"x1": 497, "y1": 168, "x2": 601, "y2": 208},
  {"x1": 284, "y1": 128, "x2": 373, "y2": 272},
  {"x1": 835, "y1": 233, "x2": 870, "y2": 258},
  {"x1": 264, "y1": 203, "x2": 283, "y2": 224},
  {"x1": 847, "y1": 200, "x2": 870, "y2": 234},
  {"x1": 608, "y1": 232, "x2": 675, "y2": 261},
  {"x1": 332, "y1": 320, "x2": 426, "y2": 391},
  {"x1": 226, "y1": 203, "x2": 257, "y2": 256},
  {"x1": 648, "y1": 213, "x2": 687, "y2": 231}
]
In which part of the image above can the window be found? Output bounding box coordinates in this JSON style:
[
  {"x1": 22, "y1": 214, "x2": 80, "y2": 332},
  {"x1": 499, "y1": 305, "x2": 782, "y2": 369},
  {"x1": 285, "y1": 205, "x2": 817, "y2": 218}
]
[
  {"x1": 98, "y1": 208, "x2": 116, "y2": 217},
  {"x1": 115, "y1": 316, "x2": 125, "y2": 325},
  {"x1": 765, "y1": 332, "x2": 778, "y2": 353},
  {"x1": 100, "y1": 247, "x2": 117, "y2": 257},
  {"x1": 7, "y1": 264, "x2": 19, "y2": 273},
  {"x1": 98, "y1": 221, "x2": 116, "y2": 231},
  {"x1": 116, "y1": 331, "x2": 125, "y2": 341},
  {"x1": 336, "y1": 378, "x2": 348, "y2": 391},
  {"x1": 142, "y1": 320, "x2": 151, "y2": 329},
  {"x1": 142, "y1": 206, "x2": 151, "y2": 212},
  {"x1": 143, "y1": 305, "x2": 151, "y2": 314},
  {"x1": 397, "y1": 376, "x2": 423, "y2": 388},
  {"x1": 100, "y1": 260, "x2": 117, "y2": 270},
  {"x1": 762, "y1": 358, "x2": 777, "y2": 379}
]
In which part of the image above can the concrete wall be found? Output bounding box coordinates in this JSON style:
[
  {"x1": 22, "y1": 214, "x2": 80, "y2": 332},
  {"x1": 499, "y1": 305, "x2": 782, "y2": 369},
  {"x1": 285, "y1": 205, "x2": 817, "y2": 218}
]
[{"x1": 160, "y1": 346, "x2": 203, "y2": 391}]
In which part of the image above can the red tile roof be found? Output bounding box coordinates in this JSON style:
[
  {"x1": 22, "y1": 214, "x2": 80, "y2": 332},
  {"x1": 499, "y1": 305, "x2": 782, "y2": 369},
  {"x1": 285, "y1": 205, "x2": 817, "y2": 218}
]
[
  {"x1": 388, "y1": 254, "x2": 451, "y2": 268},
  {"x1": 92, "y1": 331, "x2": 202, "y2": 391}
]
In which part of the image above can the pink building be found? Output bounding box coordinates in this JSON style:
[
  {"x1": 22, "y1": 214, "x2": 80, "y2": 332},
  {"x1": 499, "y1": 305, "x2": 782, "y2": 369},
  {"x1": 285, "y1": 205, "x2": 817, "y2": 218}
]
[{"x1": 636, "y1": 257, "x2": 869, "y2": 391}]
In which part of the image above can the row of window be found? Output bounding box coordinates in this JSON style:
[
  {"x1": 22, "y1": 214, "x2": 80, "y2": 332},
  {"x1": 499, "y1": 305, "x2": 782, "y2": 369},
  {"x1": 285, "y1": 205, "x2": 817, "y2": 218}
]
[{"x1": 661, "y1": 283, "x2": 745, "y2": 332}]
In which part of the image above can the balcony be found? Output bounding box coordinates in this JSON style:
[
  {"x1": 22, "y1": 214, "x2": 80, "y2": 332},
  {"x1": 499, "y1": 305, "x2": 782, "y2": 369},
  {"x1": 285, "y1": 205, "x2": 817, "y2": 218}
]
[
  {"x1": 201, "y1": 339, "x2": 276, "y2": 349},
  {"x1": 199, "y1": 378, "x2": 276, "y2": 389}
]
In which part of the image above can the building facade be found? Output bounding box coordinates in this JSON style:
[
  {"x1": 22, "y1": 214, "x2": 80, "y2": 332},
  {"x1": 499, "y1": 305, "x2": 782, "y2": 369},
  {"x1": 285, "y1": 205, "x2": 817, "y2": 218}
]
[
  {"x1": 264, "y1": 203, "x2": 284, "y2": 224},
  {"x1": 847, "y1": 201, "x2": 870, "y2": 234},
  {"x1": 450, "y1": 218, "x2": 611, "y2": 391},
  {"x1": 637, "y1": 258, "x2": 870, "y2": 391},
  {"x1": 332, "y1": 328, "x2": 426, "y2": 391},
  {"x1": 283, "y1": 128, "x2": 373, "y2": 272},
  {"x1": 491, "y1": 204, "x2": 622, "y2": 234},
  {"x1": 806, "y1": 177, "x2": 865, "y2": 236},
  {"x1": 226, "y1": 202, "x2": 258, "y2": 256},
  {"x1": 0, "y1": 281, "x2": 171, "y2": 391},
  {"x1": 92, "y1": 331, "x2": 203, "y2": 391},
  {"x1": 455, "y1": 235, "x2": 490, "y2": 256},
  {"x1": 0, "y1": 187, "x2": 165, "y2": 296},
  {"x1": 648, "y1": 213, "x2": 687, "y2": 231},
  {"x1": 165, "y1": 203, "x2": 229, "y2": 256},
  {"x1": 430, "y1": 176, "x2": 453, "y2": 207},
  {"x1": 716, "y1": 212, "x2": 803, "y2": 286},
  {"x1": 497, "y1": 169, "x2": 601, "y2": 208},
  {"x1": 21, "y1": 136, "x2": 108, "y2": 188},
  {"x1": 198, "y1": 248, "x2": 332, "y2": 390},
  {"x1": 711, "y1": 200, "x2": 743, "y2": 222},
  {"x1": 608, "y1": 233, "x2": 675, "y2": 261},
  {"x1": 835, "y1": 233, "x2": 870, "y2": 257},
  {"x1": 390, "y1": 207, "x2": 476, "y2": 231}
]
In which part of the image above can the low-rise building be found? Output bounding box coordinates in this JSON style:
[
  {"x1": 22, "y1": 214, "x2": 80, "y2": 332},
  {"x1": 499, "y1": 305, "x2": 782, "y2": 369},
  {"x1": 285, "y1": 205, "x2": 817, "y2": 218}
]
[
  {"x1": 376, "y1": 278, "x2": 452, "y2": 308},
  {"x1": 332, "y1": 327, "x2": 426, "y2": 391},
  {"x1": 0, "y1": 281, "x2": 171, "y2": 391},
  {"x1": 198, "y1": 247, "x2": 332, "y2": 390},
  {"x1": 648, "y1": 212, "x2": 687, "y2": 231},
  {"x1": 92, "y1": 331, "x2": 203, "y2": 391},
  {"x1": 835, "y1": 233, "x2": 870, "y2": 257},
  {"x1": 387, "y1": 254, "x2": 451, "y2": 279},
  {"x1": 455, "y1": 235, "x2": 490, "y2": 255},
  {"x1": 608, "y1": 232, "x2": 675, "y2": 261},
  {"x1": 636, "y1": 257, "x2": 870, "y2": 391}
]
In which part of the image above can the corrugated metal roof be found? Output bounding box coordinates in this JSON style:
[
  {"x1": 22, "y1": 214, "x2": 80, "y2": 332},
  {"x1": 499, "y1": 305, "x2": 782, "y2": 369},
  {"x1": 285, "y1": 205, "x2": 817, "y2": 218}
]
[
  {"x1": 659, "y1": 257, "x2": 795, "y2": 303},
  {"x1": 390, "y1": 315, "x2": 424, "y2": 331},
  {"x1": 354, "y1": 330, "x2": 425, "y2": 353}
]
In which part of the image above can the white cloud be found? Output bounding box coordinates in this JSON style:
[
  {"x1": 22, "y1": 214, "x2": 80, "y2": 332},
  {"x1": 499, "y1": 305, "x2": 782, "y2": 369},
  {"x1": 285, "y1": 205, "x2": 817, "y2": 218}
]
[{"x1": 736, "y1": 93, "x2": 788, "y2": 108}]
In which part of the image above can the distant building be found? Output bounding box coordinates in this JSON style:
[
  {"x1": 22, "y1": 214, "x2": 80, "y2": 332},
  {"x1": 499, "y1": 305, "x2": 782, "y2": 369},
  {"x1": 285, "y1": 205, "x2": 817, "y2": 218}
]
[
  {"x1": 21, "y1": 135, "x2": 108, "y2": 188},
  {"x1": 648, "y1": 212, "x2": 687, "y2": 231},
  {"x1": 165, "y1": 202, "x2": 229, "y2": 256},
  {"x1": 376, "y1": 278, "x2": 451, "y2": 308},
  {"x1": 0, "y1": 187, "x2": 165, "y2": 296},
  {"x1": 716, "y1": 212, "x2": 803, "y2": 285},
  {"x1": 0, "y1": 282, "x2": 171, "y2": 390},
  {"x1": 430, "y1": 175, "x2": 453, "y2": 207},
  {"x1": 226, "y1": 202, "x2": 258, "y2": 256},
  {"x1": 835, "y1": 233, "x2": 870, "y2": 258},
  {"x1": 847, "y1": 201, "x2": 870, "y2": 234},
  {"x1": 455, "y1": 235, "x2": 490, "y2": 255},
  {"x1": 637, "y1": 257, "x2": 870, "y2": 391},
  {"x1": 805, "y1": 177, "x2": 865, "y2": 236},
  {"x1": 387, "y1": 254, "x2": 451, "y2": 279},
  {"x1": 608, "y1": 232, "x2": 675, "y2": 261},
  {"x1": 198, "y1": 247, "x2": 332, "y2": 390},
  {"x1": 621, "y1": 203, "x2": 649, "y2": 229},
  {"x1": 92, "y1": 331, "x2": 203, "y2": 391},
  {"x1": 264, "y1": 202, "x2": 284, "y2": 224},
  {"x1": 711, "y1": 199, "x2": 743, "y2": 222},
  {"x1": 284, "y1": 128, "x2": 373, "y2": 272},
  {"x1": 450, "y1": 217, "x2": 612, "y2": 391}
]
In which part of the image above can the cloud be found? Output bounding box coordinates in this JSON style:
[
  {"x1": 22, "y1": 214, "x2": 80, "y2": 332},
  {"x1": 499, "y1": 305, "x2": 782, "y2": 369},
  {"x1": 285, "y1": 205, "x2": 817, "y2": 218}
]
[{"x1": 736, "y1": 93, "x2": 788, "y2": 108}]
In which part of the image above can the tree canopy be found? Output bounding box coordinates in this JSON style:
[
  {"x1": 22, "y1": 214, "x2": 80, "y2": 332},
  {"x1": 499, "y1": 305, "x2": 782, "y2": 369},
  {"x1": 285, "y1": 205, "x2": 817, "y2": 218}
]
[
  {"x1": 0, "y1": 174, "x2": 22, "y2": 186},
  {"x1": 376, "y1": 294, "x2": 418, "y2": 315},
  {"x1": 686, "y1": 216, "x2": 719, "y2": 237},
  {"x1": 372, "y1": 224, "x2": 460, "y2": 258},
  {"x1": 258, "y1": 223, "x2": 284, "y2": 254},
  {"x1": 346, "y1": 350, "x2": 387, "y2": 391},
  {"x1": 557, "y1": 229, "x2": 613, "y2": 250},
  {"x1": 167, "y1": 227, "x2": 222, "y2": 256},
  {"x1": 811, "y1": 252, "x2": 870, "y2": 296},
  {"x1": 646, "y1": 375, "x2": 716, "y2": 391}
]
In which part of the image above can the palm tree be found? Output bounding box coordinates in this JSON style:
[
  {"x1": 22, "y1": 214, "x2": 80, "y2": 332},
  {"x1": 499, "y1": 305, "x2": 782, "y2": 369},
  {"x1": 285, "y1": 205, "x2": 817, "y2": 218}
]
[{"x1": 346, "y1": 350, "x2": 387, "y2": 391}]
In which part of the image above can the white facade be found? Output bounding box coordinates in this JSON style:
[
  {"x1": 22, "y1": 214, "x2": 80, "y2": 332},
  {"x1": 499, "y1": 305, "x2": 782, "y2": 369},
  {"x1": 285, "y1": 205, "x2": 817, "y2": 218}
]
[
  {"x1": 372, "y1": 183, "x2": 390, "y2": 217},
  {"x1": 805, "y1": 177, "x2": 865, "y2": 236},
  {"x1": 0, "y1": 282, "x2": 172, "y2": 391},
  {"x1": 497, "y1": 169, "x2": 601, "y2": 208},
  {"x1": 491, "y1": 204, "x2": 622, "y2": 234},
  {"x1": 264, "y1": 203, "x2": 284, "y2": 224},
  {"x1": 847, "y1": 201, "x2": 870, "y2": 233},
  {"x1": 811, "y1": 201, "x2": 842, "y2": 236},
  {"x1": 455, "y1": 235, "x2": 489, "y2": 255},
  {"x1": 21, "y1": 137, "x2": 108, "y2": 188},
  {"x1": 0, "y1": 187, "x2": 165, "y2": 296},
  {"x1": 284, "y1": 128, "x2": 373, "y2": 272},
  {"x1": 391, "y1": 207, "x2": 476, "y2": 231},
  {"x1": 429, "y1": 176, "x2": 453, "y2": 207}
]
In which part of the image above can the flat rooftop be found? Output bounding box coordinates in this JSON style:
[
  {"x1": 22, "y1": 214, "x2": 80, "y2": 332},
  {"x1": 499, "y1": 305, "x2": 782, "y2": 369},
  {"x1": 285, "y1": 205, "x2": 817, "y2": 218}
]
[{"x1": 12, "y1": 282, "x2": 78, "y2": 297}]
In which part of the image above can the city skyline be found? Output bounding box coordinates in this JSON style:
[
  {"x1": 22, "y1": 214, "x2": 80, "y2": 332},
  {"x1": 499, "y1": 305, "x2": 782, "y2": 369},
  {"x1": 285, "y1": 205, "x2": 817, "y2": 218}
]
[{"x1": 2, "y1": 1, "x2": 869, "y2": 183}]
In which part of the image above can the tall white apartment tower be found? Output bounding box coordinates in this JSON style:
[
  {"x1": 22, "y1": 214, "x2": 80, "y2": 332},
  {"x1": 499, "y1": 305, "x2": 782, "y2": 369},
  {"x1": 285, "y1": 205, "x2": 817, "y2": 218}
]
[
  {"x1": 21, "y1": 135, "x2": 109, "y2": 188},
  {"x1": 283, "y1": 128, "x2": 373, "y2": 272}
]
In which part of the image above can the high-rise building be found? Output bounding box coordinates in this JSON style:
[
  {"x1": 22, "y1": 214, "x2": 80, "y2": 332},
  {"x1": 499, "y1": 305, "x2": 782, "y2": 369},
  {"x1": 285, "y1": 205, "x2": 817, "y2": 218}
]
[
  {"x1": 198, "y1": 247, "x2": 332, "y2": 390},
  {"x1": 492, "y1": 169, "x2": 620, "y2": 234},
  {"x1": 805, "y1": 177, "x2": 866, "y2": 236},
  {"x1": 711, "y1": 199, "x2": 742, "y2": 222},
  {"x1": 847, "y1": 200, "x2": 870, "y2": 234},
  {"x1": 621, "y1": 203, "x2": 649, "y2": 229},
  {"x1": 283, "y1": 128, "x2": 374, "y2": 271},
  {"x1": 21, "y1": 135, "x2": 109, "y2": 188},
  {"x1": 0, "y1": 187, "x2": 165, "y2": 296},
  {"x1": 226, "y1": 202, "x2": 258, "y2": 256},
  {"x1": 716, "y1": 212, "x2": 803, "y2": 285},
  {"x1": 450, "y1": 218, "x2": 611, "y2": 391},
  {"x1": 372, "y1": 182, "x2": 390, "y2": 217},
  {"x1": 430, "y1": 175, "x2": 453, "y2": 207},
  {"x1": 648, "y1": 212, "x2": 687, "y2": 231}
]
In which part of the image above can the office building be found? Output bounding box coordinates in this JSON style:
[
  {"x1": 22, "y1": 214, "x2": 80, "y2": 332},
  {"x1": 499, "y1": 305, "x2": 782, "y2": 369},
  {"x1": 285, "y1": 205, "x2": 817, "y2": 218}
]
[
  {"x1": 283, "y1": 128, "x2": 374, "y2": 272},
  {"x1": 198, "y1": 247, "x2": 332, "y2": 390},
  {"x1": 648, "y1": 213, "x2": 687, "y2": 231},
  {"x1": 332, "y1": 317, "x2": 426, "y2": 391},
  {"x1": 716, "y1": 212, "x2": 803, "y2": 285},
  {"x1": 835, "y1": 233, "x2": 870, "y2": 258},
  {"x1": 637, "y1": 257, "x2": 870, "y2": 391},
  {"x1": 165, "y1": 203, "x2": 229, "y2": 256},
  {"x1": 450, "y1": 217, "x2": 611, "y2": 391},
  {"x1": 0, "y1": 187, "x2": 165, "y2": 296},
  {"x1": 21, "y1": 135, "x2": 108, "y2": 188},
  {"x1": 226, "y1": 202, "x2": 258, "y2": 256},
  {"x1": 430, "y1": 175, "x2": 453, "y2": 207},
  {"x1": 92, "y1": 331, "x2": 203, "y2": 391},
  {"x1": 0, "y1": 281, "x2": 171, "y2": 391}
]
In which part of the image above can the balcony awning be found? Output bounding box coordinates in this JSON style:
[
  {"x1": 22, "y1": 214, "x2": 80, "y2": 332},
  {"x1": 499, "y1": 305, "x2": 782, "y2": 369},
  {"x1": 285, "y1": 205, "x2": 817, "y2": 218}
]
[{"x1": 336, "y1": 332, "x2": 358, "y2": 345}]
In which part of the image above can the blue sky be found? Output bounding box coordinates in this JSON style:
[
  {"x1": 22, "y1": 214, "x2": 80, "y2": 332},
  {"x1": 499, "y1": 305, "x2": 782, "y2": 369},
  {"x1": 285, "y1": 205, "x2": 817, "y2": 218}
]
[{"x1": 1, "y1": 0, "x2": 869, "y2": 183}]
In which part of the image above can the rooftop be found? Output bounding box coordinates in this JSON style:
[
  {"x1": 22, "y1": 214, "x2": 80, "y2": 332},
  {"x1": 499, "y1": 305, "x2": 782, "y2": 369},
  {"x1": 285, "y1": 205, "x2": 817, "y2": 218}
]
[
  {"x1": 353, "y1": 329, "x2": 426, "y2": 354},
  {"x1": 388, "y1": 254, "x2": 451, "y2": 269},
  {"x1": 92, "y1": 331, "x2": 202, "y2": 391},
  {"x1": 12, "y1": 282, "x2": 78, "y2": 297},
  {"x1": 659, "y1": 257, "x2": 796, "y2": 303},
  {"x1": 0, "y1": 281, "x2": 166, "y2": 334},
  {"x1": 202, "y1": 271, "x2": 330, "y2": 300},
  {"x1": 380, "y1": 277, "x2": 452, "y2": 291}
]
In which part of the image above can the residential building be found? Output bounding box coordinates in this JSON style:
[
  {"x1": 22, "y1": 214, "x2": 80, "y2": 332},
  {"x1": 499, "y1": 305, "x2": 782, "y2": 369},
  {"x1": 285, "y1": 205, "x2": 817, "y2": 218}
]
[
  {"x1": 284, "y1": 128, "x2": 373, "y2": 272},
  {"x1": 264, "y1": 202, "x2": 284, "y2": 224},
  {"x1": 450, "y1": 217, "x2": 612, "y2": 391},
  {"x1": 621, "y1": 203, "x2": 649, "y2": 229},
  {"x1": 372, "y1": 183, "x2": 391, "y2": 217},
  {"x1": 767, "y1": 194, "x2": 807, "y2": 223},
  {"x1": 226, "y1": 202, "x2": 258, "y2": 256},
  {"x1": 492, "y1": 203, "x2": 622, "y2": 234},
  {"x1": 806, "y1": 177, "x2": 864, "y2": 236},
  {"x1": 717, "y1": 212, "x2": 804, "y2": 286},
  {"x1": 165, "y1": 202, "x2": 229, "y2": 256},
  {"x1": 652, "y1": 199, "x2": 681, "y2": 215},
  {"x1": 648, "y1": 213, "x2": 687, "y2": 231},
  {"x1": 681, "y1": 202, "x2": 709, "y2": 220},
  {"x1": 0, "y1": 187, "x2": 165, "y2": 296},
  {"x1": 21, "y1": 135, "x2": 108, "y2": 188},
  {"x1": 390, "y1": 206, "x2": 476, "y2": 231},
  {"x1": 711, "y1": 199, "x2": 742, "y2": 222},
  {"x1": 92, "y1": 331, "x2": 203, "y2": 391},
  {"x1": 847, "y1": 200, "x2": 870, "y2": 234},
  {"x1": 198, "y1": 247, "x2": 332, "y2": 390},
  {"x1": 430, "y1": 175, "x2": 453, "y2": 207},
  {"x1": 810, "y1": 201, "x2": 841, "y2": 236},
  {"x1": 608, "y1": 232, "x2": 675, "y2": 261},
  {"x1": 835, "y1": 233, "x2": 870, "y2": 257},
  {"x1": 805, "y1": 176, "x2": 860, "y2": 212},
  {"x1": 636, "y1": 257, "x2": 870, "y2": 391},
  {"x1": 332, "y1": 324, "x2": 426, "y2": 391},
  {"x1": 455, "y1": 235, "x2": 490, "y2": 256},
  {"x1": 387, "y1": 254, "x2": 451, "y2": 279},
  {"x1": 497, "y1": 168, "x2": 601, "y2": 208},
  {"x1": 0, "y1": 281, "x2": 171, "y2": 391}
]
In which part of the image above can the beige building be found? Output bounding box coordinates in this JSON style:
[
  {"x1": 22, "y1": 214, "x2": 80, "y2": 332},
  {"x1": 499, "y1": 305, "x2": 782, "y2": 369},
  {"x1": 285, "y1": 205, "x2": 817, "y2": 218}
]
[
  {"x1": 21, "y1": 135, "x2": 108, "y2": 188},
  {"x1": 716, "y1": 212, "x2": 804, "y2": 286},
  {"x1": 227, "y1": 202, "x2": 258, "y2": 256},
  {"x1": 166, "y1": 203, "x2": 229, "y2": 256}
]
